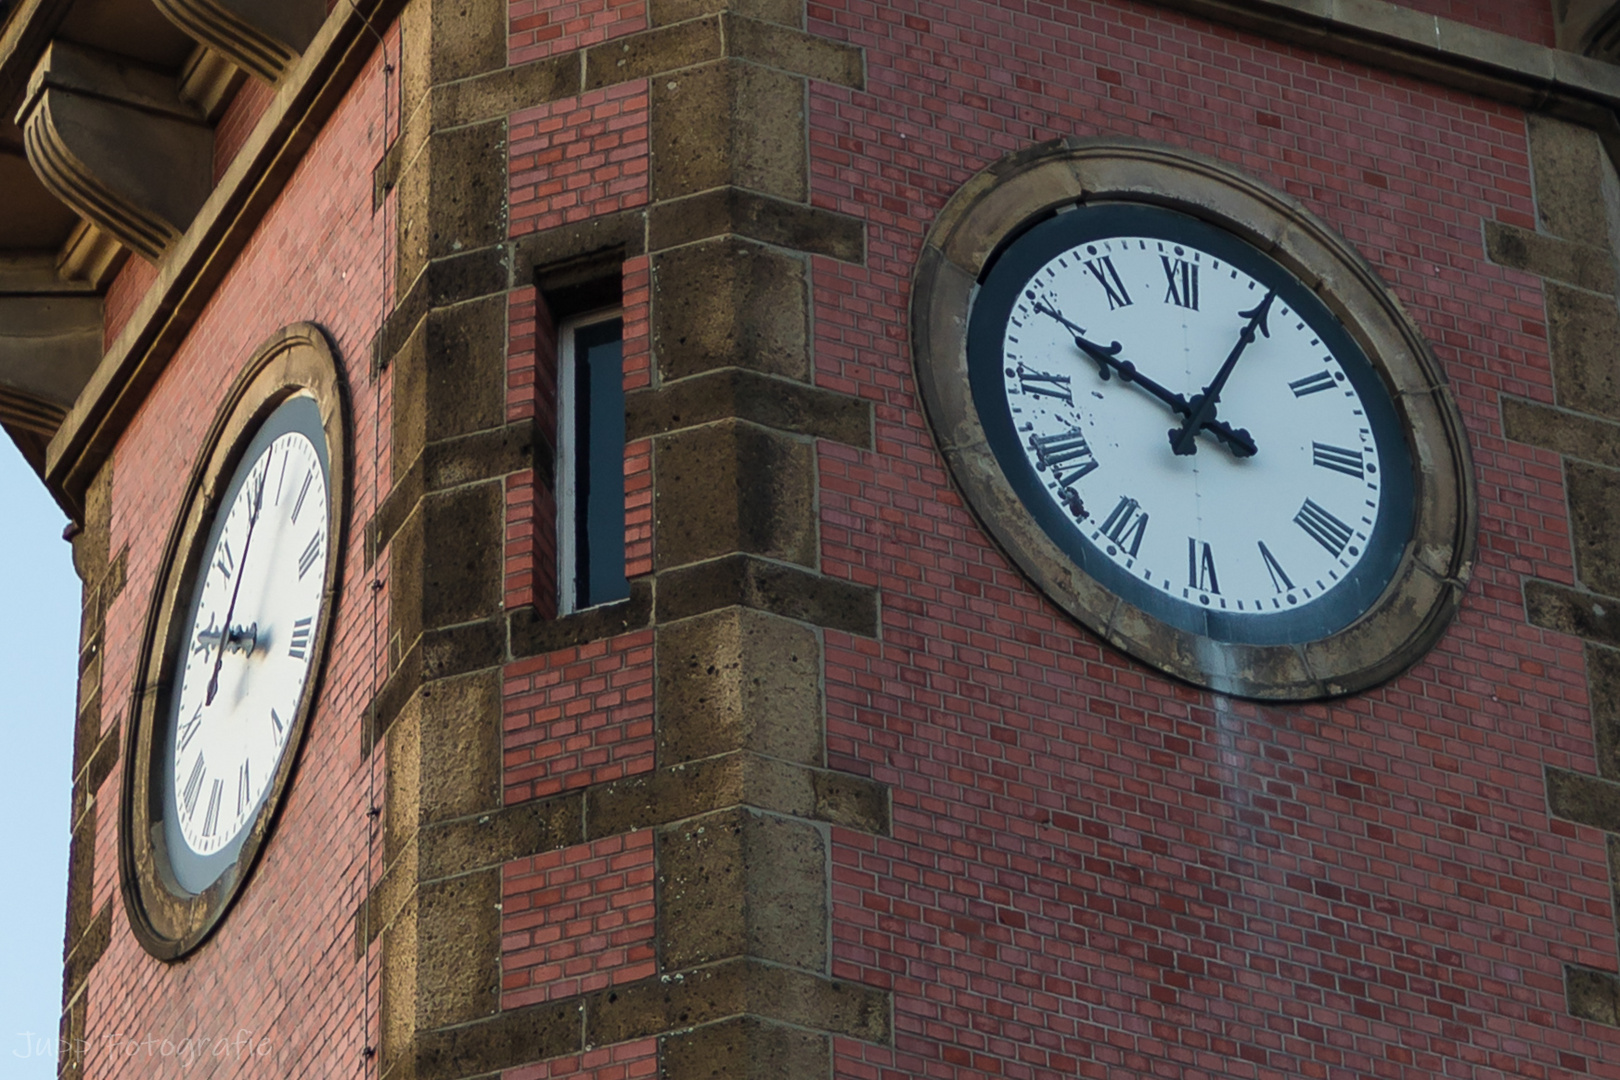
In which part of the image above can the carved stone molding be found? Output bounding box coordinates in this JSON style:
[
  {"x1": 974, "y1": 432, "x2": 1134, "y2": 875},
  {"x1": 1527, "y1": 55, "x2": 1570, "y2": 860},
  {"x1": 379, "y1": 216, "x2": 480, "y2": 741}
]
[
  {"x1": 0, "y1": 262, "x2": 101, "y2": 437},
  {"x1": 177, "y1": 45, "x2": 245, "y2": 120},
  {"x1": 152, "y1": 0, "x2": 325, "y2": 83},
  {"x1": 56, "y1": 220, "x2": 127, "y2": 288},
  {"x1": 1558, "y1": 0, "x2": 1620, "y2": 60},
  {"x1": 16, "y1": 41, "x2": 212, "y2": 263}
]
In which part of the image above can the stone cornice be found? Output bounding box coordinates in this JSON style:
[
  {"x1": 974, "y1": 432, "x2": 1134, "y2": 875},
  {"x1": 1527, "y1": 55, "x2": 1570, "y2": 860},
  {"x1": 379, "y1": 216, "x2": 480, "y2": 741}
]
[
  {"x1": 1146, "y1": 0, "x2": 1620, "y2": 112},
  {"x1": 41, "y1": 0, "x2": 405, "y2": 516}
]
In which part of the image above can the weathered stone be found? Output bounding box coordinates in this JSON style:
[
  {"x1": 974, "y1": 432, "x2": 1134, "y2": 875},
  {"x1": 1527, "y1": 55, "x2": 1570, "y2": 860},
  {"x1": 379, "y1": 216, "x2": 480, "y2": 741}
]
[
  {"x1": 388, "y1": 480, "x2": 506, "y2": 648},
  {"x1": 583, "y1": 16, "x2": 723, "y2": 89},
  {"x1": 411, "y1": 998, "x2": 580, "y2": 1080},
  {"x1": 652, "y1": 238, "x2": 810, "y2": 381},
  {"x1": 584, "y1": 958, "x2": 890, "y2": 1046},
  {"x1": 1566, "y1": 460, "x2": 1620, "y2": 595},
  {"x1": 650, "y1": 60, "x2": 806, "y2": 202},
  {"x1": 659, "y1": 807, "x2": 827, "y2": 969},
  {"x1": 431, "y1": 52, "x2": 582, "y2": 130},
  {"x1": 1543, "y1": 281, "x2": 1620, "y2": 420},
  {"x1": 1589, "y1": 645, "x2": 1620, "y2": 782},
  {"x1": 648, "y1": 187, "x2": 865, "y2": 261},
  {"x1": 60, "y1": 902, "x2": 110, "y2": 1006},
  {"x1": 627, "y1": 368, "x2": 872, "y2": 446},
  {"x1": 417, "y1": 795, "x2": 586, "y2": 881},
  {"x1": 384, "y1": 668, "x2": 504, "y2": 863},
  {"x1": 398, "y1": 0, "x2": 509, "y2": 125},
  {"x1": 1529, "y1": 113, "x2": 1614, "y2": 245},
  {"x1": 656, "y1": 553, "x2": 880, "y2": 635},
  {"x1": 375, "y1": 420, "x2": 542, "y2": 557},
  {"x1": 724, "y1": 14, "x2": 863, "y2": 88},
  {"x1": 508, "y1": 580, "x2": 655, "y2": 659},
  {"x1": 1568, "y1": 964, "x2": 1620, "y2": 1026},
  {"x1": 1485, "y1": 219, "x2": 1616, "y2": 293},
  {"x1": 1524, "y1": 578, "x2": 1620, "y2": 648},
  {"x1": 655, "y1": 420, "x2": 818, "y2": 570},
  {"x1": 376, "y1": 246, "x2": 512, "y2": 372},
  {"x1": 414, "y1": 870, "x2": 502, "y2": 1029},
  {"x1": 657, "y1": 607, "x2": 823, "y2": 765},
  {"x1": 394, "y1": 121, "x2": 509, "y2": 301},
  {"x1": 1501, "y1": 395, "x2": 1620, "y2": 468},
  {"x1": 1546, "y1": 765, "x2": 1620, "y2": 832},
  {"x1": 662, "y1": 1017, "x2": 829, "y2": 1080}
]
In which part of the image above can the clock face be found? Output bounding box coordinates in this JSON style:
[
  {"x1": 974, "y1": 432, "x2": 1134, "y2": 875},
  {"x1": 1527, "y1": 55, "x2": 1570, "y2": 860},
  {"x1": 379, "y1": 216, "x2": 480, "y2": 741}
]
[
  {"x1": 969, "y1": 203, "x2": 1413, "y2": 645},
  {"x1": 159, "y1": 394, "x2": 330, "y2": 893}
]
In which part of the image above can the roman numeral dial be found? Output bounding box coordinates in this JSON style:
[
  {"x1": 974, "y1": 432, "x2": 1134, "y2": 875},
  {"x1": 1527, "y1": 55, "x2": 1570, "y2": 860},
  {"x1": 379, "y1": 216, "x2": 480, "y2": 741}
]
[
  {"x1": 994, "y1": 221, "x2": 1392, "y2": 634},
  {"x1": 168, "y1": 402, "x2": 332, "y2": 865}
]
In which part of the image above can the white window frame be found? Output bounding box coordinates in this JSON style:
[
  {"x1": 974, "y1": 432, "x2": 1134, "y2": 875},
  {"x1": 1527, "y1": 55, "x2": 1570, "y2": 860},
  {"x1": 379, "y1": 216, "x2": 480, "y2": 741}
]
[{"x1": 555, "y1": 308, "x2": 623, "y2": 616}]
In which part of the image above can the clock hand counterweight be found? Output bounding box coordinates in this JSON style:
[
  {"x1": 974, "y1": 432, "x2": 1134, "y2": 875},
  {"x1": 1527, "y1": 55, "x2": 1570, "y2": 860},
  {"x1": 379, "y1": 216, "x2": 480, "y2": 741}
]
[
  {"x1": 1168, "y1": 290, "x2": 1273, "y2": 457},
  {"x1": 205, "y1": 446, "x2": 272, "y2": 706},
  {"x1": 1031, "y1": 301, "x2": 1258, "y2": 458}
]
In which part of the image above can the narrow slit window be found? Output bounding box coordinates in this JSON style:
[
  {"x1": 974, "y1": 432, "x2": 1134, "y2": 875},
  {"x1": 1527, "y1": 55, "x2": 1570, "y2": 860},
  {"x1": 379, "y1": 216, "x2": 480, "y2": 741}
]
[{"x1": 557, "y1": 313, "x2": 629, "y2": 614}]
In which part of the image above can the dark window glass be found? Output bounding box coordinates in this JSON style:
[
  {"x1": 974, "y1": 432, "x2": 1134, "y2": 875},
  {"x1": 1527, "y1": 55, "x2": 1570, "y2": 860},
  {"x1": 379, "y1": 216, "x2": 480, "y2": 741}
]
[{"x1": 569, "y1": 318, "x2": 628, "y2": 609}]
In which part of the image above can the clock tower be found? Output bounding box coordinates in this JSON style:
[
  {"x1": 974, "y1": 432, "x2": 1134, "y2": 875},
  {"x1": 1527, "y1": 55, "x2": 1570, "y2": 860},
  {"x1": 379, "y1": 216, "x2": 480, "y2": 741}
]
[{"x1": 6, "y1": 0, "x2": 1620, "y2": 1077}]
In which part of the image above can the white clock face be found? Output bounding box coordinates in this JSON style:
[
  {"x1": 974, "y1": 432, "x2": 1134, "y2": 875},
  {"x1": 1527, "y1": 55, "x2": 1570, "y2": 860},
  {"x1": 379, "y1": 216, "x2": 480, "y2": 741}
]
[
  {"x1": 163, "y1": 397, "x2": 329, "y2": 886},
  {"x1": 971, "y1": 204, "x2": 1411, "y2": 645}
]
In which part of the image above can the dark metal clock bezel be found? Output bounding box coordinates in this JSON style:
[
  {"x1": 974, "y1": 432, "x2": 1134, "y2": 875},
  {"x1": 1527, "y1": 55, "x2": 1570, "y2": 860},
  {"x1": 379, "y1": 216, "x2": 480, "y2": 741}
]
[
  {"x1": 910, "y1": 138, "x2": 1476, "y2": 700},
  {"x1": 968, "y1": 202, "x2": 1414, "y2": 645},
  {"x1": 118, "y1": 323, "x2": 347, "y2": 959}
]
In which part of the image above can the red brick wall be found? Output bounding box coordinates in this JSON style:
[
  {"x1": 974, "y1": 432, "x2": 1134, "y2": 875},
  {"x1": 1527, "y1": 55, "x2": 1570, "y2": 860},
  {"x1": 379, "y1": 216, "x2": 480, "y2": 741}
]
[
  {"x1": 78, "y1": 34, "x2": 398, "y2": 1078},
  {"x1": 802, "y1": 0, "x2": 1617, "y2": 1078}
]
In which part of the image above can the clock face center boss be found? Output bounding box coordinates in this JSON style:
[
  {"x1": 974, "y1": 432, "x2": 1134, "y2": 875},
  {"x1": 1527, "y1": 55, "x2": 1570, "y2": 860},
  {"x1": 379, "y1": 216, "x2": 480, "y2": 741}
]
[{"x1": 970, "y1": 203, "x2": 1412, "y2": 646}]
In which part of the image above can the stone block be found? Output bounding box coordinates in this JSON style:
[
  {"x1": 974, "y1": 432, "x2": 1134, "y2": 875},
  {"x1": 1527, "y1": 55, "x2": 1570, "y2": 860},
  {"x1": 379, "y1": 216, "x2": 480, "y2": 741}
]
[
  {"x1": 650, "y1": 59, "x2": 806, "y2": 202},
  {"x1": 654, "y1": 420, "x2": 818, "y2": 570},
  {"x1": 1546, "y1": 281, "x2": 1620, "y2": 419},
  {"x1": 1529, "y1": 114, "x2": 1614, "y2": 246},
  {"x1": 1566, "y1": 459, "x2": 1620, "y2": 595},
  {"x1": 661, "y1": 1017, "x2": 829, "y2": 1080},
  {"x1": 657, "y1": 607, "x2": 823, "y2": 765},
  {"x1": 658, "y1": 807, "x2": 828, "y2": 970},
  {"x1": 394, "y1": 121, "x2": 509, "y2": 301},
  {"x1": 652, "y1": 238, "x2": 810, "y2": 382}
]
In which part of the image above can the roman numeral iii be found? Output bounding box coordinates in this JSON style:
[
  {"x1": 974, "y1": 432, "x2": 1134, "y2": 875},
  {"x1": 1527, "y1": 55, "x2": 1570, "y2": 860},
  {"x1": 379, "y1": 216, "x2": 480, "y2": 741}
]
[
  {"x1": 1084, "y1": 256, "x2": 1132, "y2": 310},
  {"x1": 1028, "y1": 428, "x2": 1098, "y2": 488},
  {"x1": 288, "y1": 616, "x2": 313, "y2": 660},
  {"x1": 1161, "y1": 256, "x2": 1198, "y2": 310},
  {"x1": 1312, "y1": 442, "x2": 1364, "y2": 479}
]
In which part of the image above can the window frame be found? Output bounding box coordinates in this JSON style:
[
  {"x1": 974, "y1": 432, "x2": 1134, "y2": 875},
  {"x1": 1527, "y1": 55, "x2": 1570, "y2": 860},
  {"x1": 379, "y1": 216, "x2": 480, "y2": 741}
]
[{"x1": 554, "y1": 307, "x2": 627, "y2": 616}]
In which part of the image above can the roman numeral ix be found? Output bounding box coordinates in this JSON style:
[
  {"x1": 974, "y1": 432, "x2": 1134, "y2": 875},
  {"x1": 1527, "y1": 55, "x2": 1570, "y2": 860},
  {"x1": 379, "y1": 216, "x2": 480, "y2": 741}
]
[{"x1": 1028, "y1": 428, "x2": 1099, "y2": 488}]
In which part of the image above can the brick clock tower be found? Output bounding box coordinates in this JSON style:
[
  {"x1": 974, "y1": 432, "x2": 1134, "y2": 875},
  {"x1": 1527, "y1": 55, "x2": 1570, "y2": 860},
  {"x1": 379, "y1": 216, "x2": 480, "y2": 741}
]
[{"x1": 10, "y1": 0, "x2": 1620, "y2": 1076}]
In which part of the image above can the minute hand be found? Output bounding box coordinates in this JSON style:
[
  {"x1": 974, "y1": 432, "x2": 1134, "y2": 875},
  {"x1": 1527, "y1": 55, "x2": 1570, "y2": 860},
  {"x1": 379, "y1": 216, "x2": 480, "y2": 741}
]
[
  {"x1": 1032, "y1": 301, "x2": 1258, "y2": 457},
  {"x1": 1169, "y1": 290, "x2": 1274, "y2": 457}
]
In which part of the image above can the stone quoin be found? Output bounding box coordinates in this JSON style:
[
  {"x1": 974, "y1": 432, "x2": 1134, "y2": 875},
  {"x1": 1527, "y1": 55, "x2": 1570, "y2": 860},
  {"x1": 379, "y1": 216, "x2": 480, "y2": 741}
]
[{"x1": 3, "y1": 0, "x2": 1620, "y2": 1078}]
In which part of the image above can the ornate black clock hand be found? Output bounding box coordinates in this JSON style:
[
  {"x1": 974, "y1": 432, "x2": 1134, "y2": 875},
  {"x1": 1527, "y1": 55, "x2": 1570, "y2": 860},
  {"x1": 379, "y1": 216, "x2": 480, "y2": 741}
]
[
  {"x1": 1032, "y1": 301, "x2": 1258, "y2": 457},
  {"x1": 205, "y1": 446, "x2": 273, "y2": 706},
  {"x1": 1168, "y1": 290, "x2": 1274, "y2": 457}
]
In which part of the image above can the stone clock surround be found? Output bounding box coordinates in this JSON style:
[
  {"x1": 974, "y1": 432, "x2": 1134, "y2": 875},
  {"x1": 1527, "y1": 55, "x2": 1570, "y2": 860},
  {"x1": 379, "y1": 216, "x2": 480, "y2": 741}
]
[{"x1": 910, "y1": 138, "x2": 1477, "y2": 701}]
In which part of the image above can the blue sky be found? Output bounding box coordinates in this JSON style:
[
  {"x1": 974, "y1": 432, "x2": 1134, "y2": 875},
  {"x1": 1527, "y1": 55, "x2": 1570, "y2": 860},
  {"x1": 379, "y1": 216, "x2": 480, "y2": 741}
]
[{"x1": 0, "y1": 438, "x2": 81, "y2": 1076}]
